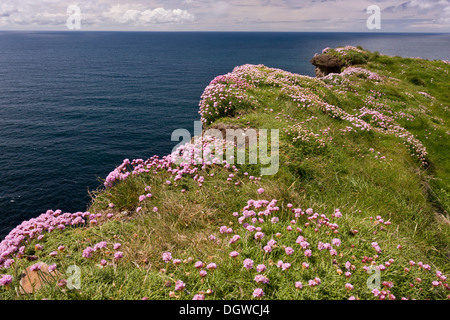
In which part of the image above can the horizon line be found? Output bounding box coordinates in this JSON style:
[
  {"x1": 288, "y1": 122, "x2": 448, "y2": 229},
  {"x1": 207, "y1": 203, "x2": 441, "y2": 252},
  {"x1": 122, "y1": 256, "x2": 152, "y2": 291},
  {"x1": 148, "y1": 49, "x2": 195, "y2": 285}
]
[{"x1": 1, "y1": 29, "x2": 449, "y2": 34}]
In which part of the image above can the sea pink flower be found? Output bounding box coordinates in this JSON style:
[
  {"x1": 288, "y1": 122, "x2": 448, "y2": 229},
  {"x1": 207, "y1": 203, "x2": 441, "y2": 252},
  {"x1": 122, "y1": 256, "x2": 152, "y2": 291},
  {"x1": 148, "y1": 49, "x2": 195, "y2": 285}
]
[
  {"x1": 254, "y1": 232, "x2": 265, "y2": 240},
  {"x1": 254, "y1": 275, "x2": 270, "y2": 284},
  {"x1": 332, "y1": 238, "x2": 341, "y2": 247},
  {"x1": 174, "y1": 280, "x2": 185, "y2": 291},
  {"x1": 0, "y1": 275, "x2": 13, "y2": 286},
  {"x1": 281, "y1": 262, "x2": 291, "y2": 271},
  {"x1": 195, "y1": 261, "x2": 204, "y2": 269},
  {"x1": 308, "y1": 280, "x2": 316, "y2": 287},
  {"x1": 206, "y1": 263, "x2": 217, "y2": 270},
  {"x1": 193, "y1": 294, "x2": 205, "y2": 300},
  {"x1": 263, "y1": 245, "x2": 272, "y2": 253},
  {"x1": 229, "y1": 235, "x2": 240, "y2": 244},
  {"x1": 229, "y1": 251, "x2": 239, "y2": 258},
  {"x1": 285, "y1": 247, "x2": 294, "y2": 255},
  {"x1": 82, "y1": 247, "x2": 94, "y2": 258},
  {"x1": 30, "y1": 263, "x2": 42, "y2": 271},
  {"x1": 173, "y1": 259, "x2": 182, "y2": 265},
  {"x1": 432, "y1": 281, "x2": 441, "y2": 287},
  {"x1": 345, "y1": 283, "x2": 354, "y2": 291},
  {"x1": 199, "y1": 270, "x2": 207, "y2": 277},
  {"x1": 256, "y1": 264, "x2": 267, "y2": 273},
  {"x1": 162, "y1": 252, "x2": 172, "y2": 263},
  {"x1": 48, "y1": 264, "x2": 57, "y2": 272},
  {"x1": 257, "y1": 188, "x2": 265, "y2": 194},
  {"x1": 252, "y1": 288, "x2": 265, "y2": 298},
  {"x1": 243, "y1": 258, "x2": 254, "y2": 269},
  {"x1": 114, "y1": 251, "x2": 123, "y2": 261},
  {"x1": 113, "y1": 243, "x2": 121, "y2": 250},
  {"x1": 295, "y1": 281, "x2": 303, "y2": 289}
]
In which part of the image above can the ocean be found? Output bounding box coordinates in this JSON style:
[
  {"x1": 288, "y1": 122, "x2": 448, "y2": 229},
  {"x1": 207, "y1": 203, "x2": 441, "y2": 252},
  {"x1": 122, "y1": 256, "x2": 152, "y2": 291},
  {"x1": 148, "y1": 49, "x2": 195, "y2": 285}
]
[{"x1": 1, "y1": 31, "x2": 449, "y2": 239}]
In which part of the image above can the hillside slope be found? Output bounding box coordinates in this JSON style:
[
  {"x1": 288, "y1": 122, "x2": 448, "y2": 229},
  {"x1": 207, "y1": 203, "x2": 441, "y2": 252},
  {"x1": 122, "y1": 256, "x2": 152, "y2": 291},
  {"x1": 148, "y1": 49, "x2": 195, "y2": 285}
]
[{"x1": 1, "y1": 46, "x2": 449, "y2": 300}]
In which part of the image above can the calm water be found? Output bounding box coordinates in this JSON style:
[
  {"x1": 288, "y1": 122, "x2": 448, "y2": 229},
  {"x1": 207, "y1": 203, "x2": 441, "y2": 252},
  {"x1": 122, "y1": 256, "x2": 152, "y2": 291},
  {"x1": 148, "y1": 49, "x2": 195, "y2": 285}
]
[{"x1": 1, "y1": 31, "x2": 449, "y2": 239}]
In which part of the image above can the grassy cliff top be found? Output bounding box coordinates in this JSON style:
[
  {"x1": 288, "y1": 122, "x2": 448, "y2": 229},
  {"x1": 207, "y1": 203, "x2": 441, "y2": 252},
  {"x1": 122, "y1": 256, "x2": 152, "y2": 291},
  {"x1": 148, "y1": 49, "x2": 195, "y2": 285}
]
[{"x1": 1, "y1": 46, "x2": 449, "y2": 300}]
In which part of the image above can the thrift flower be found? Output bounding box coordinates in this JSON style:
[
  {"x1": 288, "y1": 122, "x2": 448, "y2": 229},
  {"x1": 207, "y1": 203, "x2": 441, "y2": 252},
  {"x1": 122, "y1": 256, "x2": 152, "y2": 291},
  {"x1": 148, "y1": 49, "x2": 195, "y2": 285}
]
[
  {"x1": 162, "y1": 252, "x2": 172, "y2": 263},
  {"x1": 253, "y1": 288, "x2": 265, "y2": 298},
  {"x1": 174, "y1": 280, "x2": 185, "y2": 291},
  {"x1": 243, "y1": 258, "x2": 254, "y2": 269}
]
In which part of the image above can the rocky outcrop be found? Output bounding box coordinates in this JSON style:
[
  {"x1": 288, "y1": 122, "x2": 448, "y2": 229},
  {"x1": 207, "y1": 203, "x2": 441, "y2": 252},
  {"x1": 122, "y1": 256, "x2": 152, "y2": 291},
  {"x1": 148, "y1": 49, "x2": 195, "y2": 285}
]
[{"x1": 310, "y1": 54, "x2": 345, "y2": 77}]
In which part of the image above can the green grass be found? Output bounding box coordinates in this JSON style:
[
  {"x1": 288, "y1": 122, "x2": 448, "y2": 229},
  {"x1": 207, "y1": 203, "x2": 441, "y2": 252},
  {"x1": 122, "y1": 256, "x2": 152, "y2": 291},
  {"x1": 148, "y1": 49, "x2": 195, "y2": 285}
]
[{"x1": 1, "y1": 46, "x2": 449, "y2": 300}]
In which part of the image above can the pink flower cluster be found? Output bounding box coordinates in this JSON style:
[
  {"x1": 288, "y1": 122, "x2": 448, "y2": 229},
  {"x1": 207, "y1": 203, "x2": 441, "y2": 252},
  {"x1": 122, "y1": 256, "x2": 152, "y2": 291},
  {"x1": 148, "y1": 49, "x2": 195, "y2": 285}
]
[{"x1": 0, "y1": 210, "x2": 89, "y2": 269}]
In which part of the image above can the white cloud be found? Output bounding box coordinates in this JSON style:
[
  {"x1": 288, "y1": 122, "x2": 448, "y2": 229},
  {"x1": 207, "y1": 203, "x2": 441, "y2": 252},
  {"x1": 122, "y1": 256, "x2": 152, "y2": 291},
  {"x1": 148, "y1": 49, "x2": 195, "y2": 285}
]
[
  {"x1": 0, "y1": 1, "x2": 194, "y2": 29},
  {"x1": 103, "y1": 4, "x2": 194, "y2": 25},
  {"x1": 0, "y1": 0, "x2": 448, "y2": 31}
]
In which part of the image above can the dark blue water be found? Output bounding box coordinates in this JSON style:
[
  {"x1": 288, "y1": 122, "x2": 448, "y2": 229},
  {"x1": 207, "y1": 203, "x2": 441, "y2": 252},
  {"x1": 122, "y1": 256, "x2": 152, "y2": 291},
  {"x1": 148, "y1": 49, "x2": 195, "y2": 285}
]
[{"x1": 1, "y1": 32, "x2": 449, "y2": 239}]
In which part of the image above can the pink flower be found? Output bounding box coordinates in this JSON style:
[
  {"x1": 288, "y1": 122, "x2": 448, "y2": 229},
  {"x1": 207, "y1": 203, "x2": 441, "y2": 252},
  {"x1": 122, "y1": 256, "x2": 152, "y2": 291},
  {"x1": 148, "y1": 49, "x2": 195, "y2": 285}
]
[
  {"x1": 174, "y1": 280, "x2": 185, "y2": 291},
  {"x1": 254, "y1": 232, "x2": 265, "y2": 240},
  {"x1": 257, "y1": 188, "x2": 265, "y2": 194},
  {"x1": 136, "y1": 207, "x2": 142, "y2": 213},
  {"x1": 114, "y1": 251, "x2": 123, "y2": 261},
  {"x1": 256, "y1": 264, "x2": 267, "y2": 273},
  {"x1": 345, "y1": 283, "x2": 354, "y2": 291},
  {"x1": 229, "y1": 251, "x2": 239, "y2": 258},
  {"x1": 113, "y1": 243, "x2": 121, "y2": 250},
  {"x1": 173, "y1": 259, "x2": 182, "y2": 265},
  {"x1": 206, "y1": 263, "x2": 217, "y2": 270},
  {"x1": 308, "y1": 280, "x2": 316, "y2": 287},
  {"x1": 153, "y1": 207, "x2": 159, "y2": 212},
  {"x1": 243, "y1": 258, "x2": 254, "y2": 269},
  {"x1": 48, "y1": 264, "x2": 57, "y2": 273},
  {"x1": 332, "y1": 238, "x2": 341, "y2": 247},
  {"x1": 0, "y1": 275, "x2": 13, "y2": 286},
  {"x1": 304, "y1": 250, "x2": 312, "y2": 257},
  {"x1": 263, "y1": 245, "x2": 272, "y2": 253},
  {"x1": 195, "y1": 261, "x2": 204, "y2": 269},
  {"x1": 139, "y1": 195, "x2": 146, "y2": 202},
  {"x1": 30, "y1": 263, "x2": 42, "y2": 271},
  {"x1": 285, "y1": 247, "x2": 294, "y2": 255},
  {"x1": 162, "y1": 252, "x2": 172, "y2": 263},
  {"x1": 295, "y1": 281, "x2": 303, "y2": 289},
  {"x1": 193, "y1": 294, "x2": 205, "y2": 300},
  {"x1": 82, "y1": 247, "x2": 94, "y2": 258},
  {"x1": 229, "y1": 235, "x2": 240, "y2": 244},
  {"x1": 372, "y1": 288, "x2": 380, "y2": 296},
  {"x1": 100, "y1": 259, "x2": 107, "y2": 266},
  {"x1": 281, "y1": 262, "x2": 291, "y2": 271},
  {"x1": 199, "y1": 270, "x2": 207, "y2": 277},
  {"x1": 252, "y1": 288, "x2": 265, "y2": 298},
  {"x1": 254, "y1": 275, "x2": 270, "y2": 284}
]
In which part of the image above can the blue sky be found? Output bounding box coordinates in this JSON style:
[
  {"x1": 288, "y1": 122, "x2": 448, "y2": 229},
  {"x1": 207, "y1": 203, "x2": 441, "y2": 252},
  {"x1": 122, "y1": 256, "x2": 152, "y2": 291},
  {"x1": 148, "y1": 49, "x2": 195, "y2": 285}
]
[{"x1": 0, "y1": 0, "x2": 449, "y2": 32}]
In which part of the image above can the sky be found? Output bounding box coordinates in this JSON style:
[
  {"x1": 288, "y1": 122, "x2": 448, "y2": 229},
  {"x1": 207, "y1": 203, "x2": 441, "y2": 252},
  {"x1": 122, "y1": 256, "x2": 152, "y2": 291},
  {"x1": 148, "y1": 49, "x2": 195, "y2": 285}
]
[{"x1": 0, "y1": 0, "x2": 449, "y2": 32}]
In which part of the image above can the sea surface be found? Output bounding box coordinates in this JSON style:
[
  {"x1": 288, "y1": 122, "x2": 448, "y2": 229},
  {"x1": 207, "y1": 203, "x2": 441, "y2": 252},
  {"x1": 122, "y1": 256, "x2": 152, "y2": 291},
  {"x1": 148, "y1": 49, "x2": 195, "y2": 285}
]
[{"x1": 1, "y1": 31, "x2": 449, "y2": 239}]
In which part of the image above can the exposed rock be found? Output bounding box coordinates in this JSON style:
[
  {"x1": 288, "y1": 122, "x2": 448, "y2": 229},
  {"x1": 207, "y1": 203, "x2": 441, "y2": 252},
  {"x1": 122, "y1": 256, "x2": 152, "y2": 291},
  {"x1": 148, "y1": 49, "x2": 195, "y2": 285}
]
[
  {"x1": 19, "y1": 262, "x2": 62, "y2": 294},
  {"x1": 310, "y1": 54, "x2": 345, "y2": 77}
]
